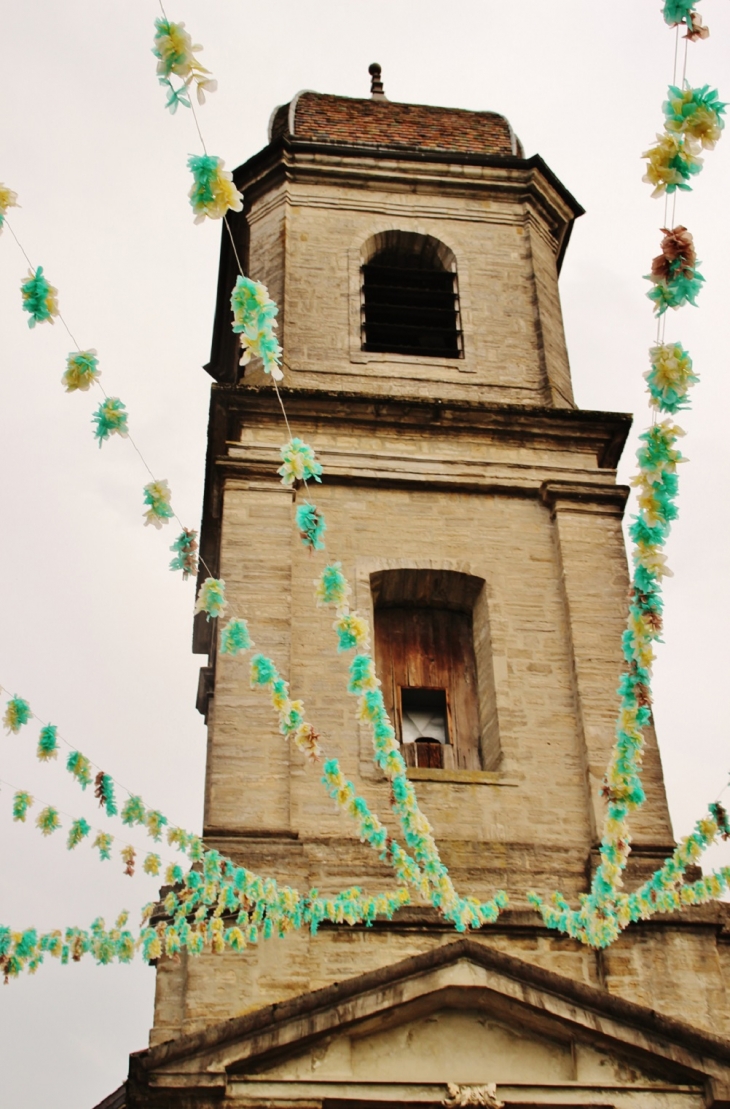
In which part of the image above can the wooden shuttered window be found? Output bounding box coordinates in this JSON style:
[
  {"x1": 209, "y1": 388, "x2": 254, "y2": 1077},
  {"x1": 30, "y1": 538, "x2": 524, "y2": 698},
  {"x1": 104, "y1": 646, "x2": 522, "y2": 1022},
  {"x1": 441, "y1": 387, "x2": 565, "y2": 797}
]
[
  {"x1": 374, "y1": 605, "x2": 482, "y2": 771},
  {"x1": 360, "y1": 230, "x2": 463, "y2": 359}
]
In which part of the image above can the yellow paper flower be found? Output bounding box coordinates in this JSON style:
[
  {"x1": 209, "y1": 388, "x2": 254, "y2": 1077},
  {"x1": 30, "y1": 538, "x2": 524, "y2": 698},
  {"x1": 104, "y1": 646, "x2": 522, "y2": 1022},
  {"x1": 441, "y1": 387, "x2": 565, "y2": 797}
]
[
  {"x1": 642, "y1": 132, "x2": 702, "y2": 197},
  {"x1": 0, "y1": 182, "x2": 19, "y2": 233}
]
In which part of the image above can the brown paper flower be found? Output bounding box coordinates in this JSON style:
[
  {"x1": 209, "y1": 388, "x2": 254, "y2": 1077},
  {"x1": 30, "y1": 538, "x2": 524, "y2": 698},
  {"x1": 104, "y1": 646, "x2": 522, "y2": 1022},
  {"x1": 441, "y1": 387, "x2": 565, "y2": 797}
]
[
  {"x1": 685, "y1": 12, "x2": 709, "y2": 41},
  {"x1": 650, "y1": 225, "x2": 697, "y2": 282}
]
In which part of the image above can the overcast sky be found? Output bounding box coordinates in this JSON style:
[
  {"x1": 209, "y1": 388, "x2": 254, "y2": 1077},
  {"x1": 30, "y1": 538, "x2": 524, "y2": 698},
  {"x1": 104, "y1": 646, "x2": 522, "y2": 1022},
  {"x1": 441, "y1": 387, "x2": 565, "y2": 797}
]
[{"x1": 1, "y1": 2, "x2": 729, "y2": 1106}]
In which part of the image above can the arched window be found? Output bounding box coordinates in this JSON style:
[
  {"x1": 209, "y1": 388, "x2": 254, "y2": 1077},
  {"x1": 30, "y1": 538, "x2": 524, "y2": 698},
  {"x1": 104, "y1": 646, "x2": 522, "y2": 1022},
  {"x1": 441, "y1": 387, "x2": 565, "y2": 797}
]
[
  {"x1": 371, "y1": 568, "x2": 499, "y2": 772},
  {"x1": 361, "y1": 232, "x2": 462, "y2": 358}
]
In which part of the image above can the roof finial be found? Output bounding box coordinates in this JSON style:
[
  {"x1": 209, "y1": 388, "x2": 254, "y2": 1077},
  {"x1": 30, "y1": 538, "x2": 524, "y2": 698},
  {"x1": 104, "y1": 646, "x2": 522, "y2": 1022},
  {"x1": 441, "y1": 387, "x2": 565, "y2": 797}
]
[{"x1": 369, "y1": 62, "x2": 387, "y2": 101}]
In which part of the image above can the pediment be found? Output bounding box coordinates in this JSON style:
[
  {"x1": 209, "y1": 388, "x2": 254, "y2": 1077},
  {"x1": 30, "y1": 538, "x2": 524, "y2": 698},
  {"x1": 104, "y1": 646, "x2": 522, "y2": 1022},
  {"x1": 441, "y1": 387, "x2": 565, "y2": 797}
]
[
  {"x1": 134, "y1": 940, "x2": 730, "y2": 1105},
  {"x1": 252, "y1": 1004, "x2": 667, "y2": 1089}
]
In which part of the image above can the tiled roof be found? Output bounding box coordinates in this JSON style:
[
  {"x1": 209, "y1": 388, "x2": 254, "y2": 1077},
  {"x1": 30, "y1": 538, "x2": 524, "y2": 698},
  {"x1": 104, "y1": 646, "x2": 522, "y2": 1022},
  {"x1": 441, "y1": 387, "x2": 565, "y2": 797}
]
[{"x1": 269, "y1": 92, "x2": 522, "y2": 158}]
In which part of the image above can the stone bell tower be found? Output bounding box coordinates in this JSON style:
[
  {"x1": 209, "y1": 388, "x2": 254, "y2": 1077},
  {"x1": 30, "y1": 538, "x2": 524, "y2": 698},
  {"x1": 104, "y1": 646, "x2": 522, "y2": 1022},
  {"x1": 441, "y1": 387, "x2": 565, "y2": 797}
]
[{"x1": 117, "y1": 69, "x2": 730, "y2": 1109}]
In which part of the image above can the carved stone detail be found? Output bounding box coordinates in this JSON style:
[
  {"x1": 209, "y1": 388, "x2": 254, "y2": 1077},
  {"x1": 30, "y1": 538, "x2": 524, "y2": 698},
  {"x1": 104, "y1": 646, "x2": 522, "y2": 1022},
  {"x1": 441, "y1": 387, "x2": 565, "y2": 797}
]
[{"x1": 443, "y1": 1083, "x2": 504, "y2": 1108}]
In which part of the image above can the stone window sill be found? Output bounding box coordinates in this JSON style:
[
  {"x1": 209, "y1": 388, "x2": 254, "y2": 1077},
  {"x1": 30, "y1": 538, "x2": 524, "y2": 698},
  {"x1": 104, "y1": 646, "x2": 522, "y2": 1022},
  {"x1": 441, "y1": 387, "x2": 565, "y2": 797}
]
[{"x1": 406, "y1": 768, "x2": 519, "y2": 786}]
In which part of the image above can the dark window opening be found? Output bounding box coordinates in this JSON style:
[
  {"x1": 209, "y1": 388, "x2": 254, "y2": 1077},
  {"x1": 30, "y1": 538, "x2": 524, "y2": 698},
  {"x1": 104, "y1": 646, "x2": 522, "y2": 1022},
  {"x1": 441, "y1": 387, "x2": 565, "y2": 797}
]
[
  {"x1": 400, "y1": 687, "x2": 448, "y2": 769},
  {"x1": 361, "y1": 237, "x2": 462, "y2": 359}
]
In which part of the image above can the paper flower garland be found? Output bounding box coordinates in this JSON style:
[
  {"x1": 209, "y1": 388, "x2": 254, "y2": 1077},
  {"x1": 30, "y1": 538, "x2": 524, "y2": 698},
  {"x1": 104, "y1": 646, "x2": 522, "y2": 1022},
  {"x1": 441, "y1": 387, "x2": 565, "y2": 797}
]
[
  {"x1": 219, "y1": 617, "x2": 253, "y2": 657},
  {"x1": 93, "y1": 832, "x2": 113, "y2": 861},
  {"x1": 661, "y1": 0, "x2": 709, "y2": 39},
  {"x1": 187, "y1": 154, "x2": 243, "y2": 224},
  {"x1": 296, "y1": 503, "x2": 326, "y2": 550},
  {"x1": 529, "y1": 343, "x2": 699, "y2": 945},
  {"x1": 645, "y1": 343, "x2": 698, "y2": 413},
  {"x1": 321, "y1": 760, "x2": 389, "y2": 849},
  {"x1": 121, "y1": 795, "x2": 146, "y2": 827},
  {"x1": 62, "y1": 350, "x2": 100, "y2": 392},
  {"x1": 92, "y1": 398, "x2": 129, "y2": 446},
  {"x1": 0, "y1": 183, "x2": 19, "y2": 233},
  {"x1": 94, "y1": 772, "x2": 117, "y2": 818},
  {"x1": 143, "y1": 853, "x2": 161, "y2": 876},
  {"x1": 315, "y1": 562, "x2": 351, "y2": 609},
  {"x1": 663, "y1": 0, "x2": 700, "y2": 26},
  {"x1": 195, "y1": 577, "x2": 227, "y2": 621},
  {"x1": 66, "y1": 751, "x2": 92, "y2": 790},
  {"x1": 684, "y1": 11, "x2": 709, "y2": 40},
  {"x1": 37, "y1": 724, "x2": 58, "y2": 762},
  {"x1": 153, "y1": 19, "x2": 217, "y2": 112},
  {"x1": 664, "y1": 84, "x2": 726, "y2": 149},
  {"x1": 36, "y1": 806, "x2": 61, "y2": 837},
  {"x1": 1, "y1": 697, "x2": 421, "y2": 976},
  {"x1": 67, "y1": 818, "x2": 91, "y2": 850},
  {"x1": 646, "y1": 225, "x2": 704, "y2": 313},
  {"x1": 642, "y1": 132, "x2": 703, "y2": 196},
  {"x1": 142, "y1": 479, "x2": 174, "y2": 529},
  {"x1": 20, "y1": 266, "x2": 58, "y2": 327},
  {"x1": 230, "y1": 276, "x2": 283, "y2": 380},
  {"x1": 643, "y1": 85, "x2": 725, "y2": 197},
  {"x1": 3, "y1": 695, "x2": 31, "y2": 735},
  {"x1": 248, "y1": 653, "x2": 326, "y2": 762},
  {"x1": 334, "y1": 612, "x2": 370, "y2": 652},
  {"x1": 169, "y1": 529, "x2": 198, "y2": 579},
  {"x1": 314, "y1": 564, "x2": 509, "y2": 931},
  {"x1": 145, "y1": 811, "x2": 167, "y2": 842},
  {"x1": 278, "y1": 439, "x2": 323, "y2": 486},
  {"x1": 12, "y1": 792, "x2": 32, "y2": 822}
]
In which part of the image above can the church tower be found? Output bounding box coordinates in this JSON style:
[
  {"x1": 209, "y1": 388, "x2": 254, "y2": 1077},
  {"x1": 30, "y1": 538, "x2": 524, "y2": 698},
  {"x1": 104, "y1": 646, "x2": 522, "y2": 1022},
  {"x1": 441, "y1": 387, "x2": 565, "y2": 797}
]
[{"x1": 121, "y1": 71, "x2": 730, "y2": 1109}]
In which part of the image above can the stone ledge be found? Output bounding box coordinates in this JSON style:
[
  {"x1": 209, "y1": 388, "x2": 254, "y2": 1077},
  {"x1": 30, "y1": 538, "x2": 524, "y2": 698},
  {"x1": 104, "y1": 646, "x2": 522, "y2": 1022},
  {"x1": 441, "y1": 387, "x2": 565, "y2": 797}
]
[{"x1": 407, "y1": 768, "x2": 519, "y2": 786}]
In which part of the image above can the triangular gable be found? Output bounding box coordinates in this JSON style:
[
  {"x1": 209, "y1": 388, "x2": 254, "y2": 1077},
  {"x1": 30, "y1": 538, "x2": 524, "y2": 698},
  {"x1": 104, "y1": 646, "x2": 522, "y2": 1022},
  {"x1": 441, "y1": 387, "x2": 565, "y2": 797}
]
[{"x1": 129, "y1": 939, "x2": 730, "y2": 1105}]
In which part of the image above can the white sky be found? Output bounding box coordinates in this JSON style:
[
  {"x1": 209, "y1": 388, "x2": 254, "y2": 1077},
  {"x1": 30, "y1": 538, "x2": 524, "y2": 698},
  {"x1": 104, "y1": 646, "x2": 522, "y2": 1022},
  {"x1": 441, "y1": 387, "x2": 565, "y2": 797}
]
[{"x1": 1, "y1": 2, "x2": 729, "y2": 1106}]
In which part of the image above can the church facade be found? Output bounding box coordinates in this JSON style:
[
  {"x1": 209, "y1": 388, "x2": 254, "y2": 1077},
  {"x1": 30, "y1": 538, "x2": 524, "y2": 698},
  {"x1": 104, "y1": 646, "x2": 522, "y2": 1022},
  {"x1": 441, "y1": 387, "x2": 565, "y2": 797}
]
[{"x1": 104, "y1": 73, "x2": 730, "y2": 1109}]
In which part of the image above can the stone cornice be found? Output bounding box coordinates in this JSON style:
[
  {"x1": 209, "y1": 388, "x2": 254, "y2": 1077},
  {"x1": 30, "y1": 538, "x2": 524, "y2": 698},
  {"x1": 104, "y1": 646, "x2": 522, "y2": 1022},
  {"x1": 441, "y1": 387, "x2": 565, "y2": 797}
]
[{"x1": 221, "y1": 386, "x2": 631, "y2": 469}]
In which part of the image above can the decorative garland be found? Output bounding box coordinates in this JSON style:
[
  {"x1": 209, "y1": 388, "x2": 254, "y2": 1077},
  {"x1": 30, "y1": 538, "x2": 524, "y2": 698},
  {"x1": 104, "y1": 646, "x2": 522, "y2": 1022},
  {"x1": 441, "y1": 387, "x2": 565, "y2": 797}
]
[
  {"x1": 63, "y1": 349, "x2": 100, "y2": 392},
  {"x1": 242, "y1": 641, "x2": 427, "y2": 889},
  {"x1": 169, "y1": 528, "x2": 199, "y2": 579},
  {"x1": 528, "y1": 10, "x2": 726, "y2": 948},
  {"x1": 663, "y1": 1, "x2": 709, "y2": 41},
  {"x1": 20, "y1": 266, "x2": 58, "y2": 328},
  {"x1": 1, "y1": 178, "x2": 200, "y2": 575},
  {"x1": 314, "y1": 562, "x2": 509, "y2": 930},
  {"x1": 230, "y1": 276, "x2": 283, "y2": 381},
  {"x1": 188, "y1": 154, "x2": 242, "y2": 224},
  {"x1": 645, "y1": 225, "x2": 704, "y2": 313},
  {"x1": 0, "y1": 685, "x2": 415, "y2": 980},
  {"x1": 153, "y1": 17, "x2": 217, "y2": 113},
  {"x1": 3, "y1": 8, "x2": 730, "y2": 978},
  {"x1": 0, "y1": 182, "x2": 19, "y2": 232},
  {"x1": 643, "y1": 81, "x2": 724, "y2": 196}
]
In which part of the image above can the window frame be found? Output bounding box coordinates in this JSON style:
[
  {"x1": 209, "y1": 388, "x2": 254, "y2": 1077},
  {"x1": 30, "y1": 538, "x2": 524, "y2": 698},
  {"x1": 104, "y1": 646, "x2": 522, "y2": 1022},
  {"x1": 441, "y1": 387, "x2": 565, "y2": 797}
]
[{"x1": 360, "y1": 261, "x2": 464, "y2": 360}]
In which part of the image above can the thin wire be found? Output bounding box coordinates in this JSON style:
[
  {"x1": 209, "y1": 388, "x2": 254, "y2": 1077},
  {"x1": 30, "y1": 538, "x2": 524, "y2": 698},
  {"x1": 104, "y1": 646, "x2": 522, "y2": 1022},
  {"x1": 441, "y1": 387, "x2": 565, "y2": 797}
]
[
  {"x1": 4, "y1": 208, "x2": 204, "y2": 543},
  {"x1": 0, "y1": 777, "x2": 106, "y2": 833},
  {"x1": 5, "y1": 219, "x2": 34, "y2": 268},
  {"x1": 1, "y1": 776, "x2": 110, "y2": 840},
  {"x1": 647, "y1": 21, "x2": 728, "y2": 818},
  {"x1": 147, "y1": 12, "x2": 300, "y2": 460},
  {"x1": 0, "y1": 683, "x2": 142, "y2": 803},
  {"x1": 223, "y1": 215, "x2": 245, "y2": 276},
  {"x1": 0, "y1": 773, "x2": 189, "y2": 880},
  {"x1": 188, "y1": 97, "x2": 209, "y2": 155}
]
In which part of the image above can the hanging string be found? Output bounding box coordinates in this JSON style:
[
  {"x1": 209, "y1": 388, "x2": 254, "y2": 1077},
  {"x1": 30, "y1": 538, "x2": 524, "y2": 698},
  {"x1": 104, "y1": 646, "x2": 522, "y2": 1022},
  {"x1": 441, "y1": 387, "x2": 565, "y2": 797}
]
[{"x1": 2, "y1": 4, "x2": 723, "y2": 967}]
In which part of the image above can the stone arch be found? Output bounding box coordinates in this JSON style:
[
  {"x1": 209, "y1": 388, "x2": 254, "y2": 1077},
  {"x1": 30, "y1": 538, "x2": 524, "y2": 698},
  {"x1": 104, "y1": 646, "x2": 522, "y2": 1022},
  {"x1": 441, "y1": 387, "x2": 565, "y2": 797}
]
[{"x1": 359, "y1": 229, "x2": 457, "y2": 272}]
